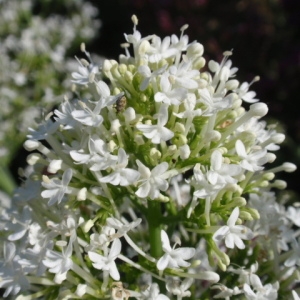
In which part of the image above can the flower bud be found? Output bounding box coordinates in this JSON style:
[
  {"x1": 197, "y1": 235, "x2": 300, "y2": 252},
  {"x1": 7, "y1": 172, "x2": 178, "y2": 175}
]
[
  {"x1": 272, "y1": 180, "x2": 287, "y2": 189},
  {"x1": 48, "y1": 160, "x2": 62, "y2": 173},
  {"x1": 193, "y1": 56, "x2": 206, "y2": 69},
  {"x1": 24, "y1": 139, "x2": 40, "y2": 151},
  {"x1": 27, "y1": 153, "x2": 42, "y2": 165},
  {"x1": 266, "y1": 153, "x2": 276, "y2": 163},
  {"x1": 173, "y1": 134, "x2": 187, "y2": 147},
  {"x1": 282, "y1": 162, "x2": 297, "y2": 172},
  {"x1": 118, "y1": 63, "x2": 127, "y2": 75},
  {"x1": 232, "y1": 197, "x2": 247, "y2": 207},
  {"x1": 187, "y1": 42, "x2": 204, "y2": 57},
  {"x1": 82, "y1": 220, "x2": 94, "y2": 233},
  {"x1": 263, "y1": 172, "x2": 275, "y2": 181},
  {"x1": 249, "y1": 102, "x2": 268, "y2": 118},
  {"x1": 179, "y1": 144, "x2": 191, "y2": 160},
  {"x1": 77, "y1": 187, "x2": 87, "y2": 201},
  {"x1": 248, "y1": 208, "x2": 260, "y2": 219},
  {"x1": 124, "y1": 107, "x2": 136, "y2": 123},
  {"x1": 226, "y1": 79, "x2": 239, "y2": 90},
  {"x1": 239, "y1": 211, "x2": 253, "y2": 221},
  {"x1": 271, "y1": 133, "x2": 285, "y2": 144},
  {"x1": 138, "y1": 40, "x2": 151, "y2": 55}
]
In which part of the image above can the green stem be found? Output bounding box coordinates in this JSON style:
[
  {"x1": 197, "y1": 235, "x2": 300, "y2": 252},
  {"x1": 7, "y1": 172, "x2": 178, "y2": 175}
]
[
  {"x1": 147, "y1": 200, "x2": 163, "y2": 259},
  {"x1": 147, "y1": 200, "x2": 165, "y2": 292},
  {"x1": 0, "y1": 165, "x2": 16, "y2": 195}
]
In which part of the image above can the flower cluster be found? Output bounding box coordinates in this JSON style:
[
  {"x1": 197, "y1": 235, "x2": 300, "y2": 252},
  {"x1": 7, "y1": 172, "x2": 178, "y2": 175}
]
[
  {"x1": 0, "y1": 0, "x2": 102, "y2": 194},
  {"x1": 1, "y1": 15, "x2": 299, "y2": 299}
]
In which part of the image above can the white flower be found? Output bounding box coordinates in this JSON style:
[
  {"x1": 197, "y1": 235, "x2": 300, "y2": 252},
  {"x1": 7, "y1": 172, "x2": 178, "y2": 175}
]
[
  {"x1": 173, "y1": 94, "x2": 202, "y2": 120},
  {"x1": 136, "y1": 104, "x2": 174, "y2": 144},
  {"x1": 27, "y1": 119, "x2": 59, "y2": 140},
  {"x1": 138, "y1": 283, "x2": 170, "y2": 300},
  {"x1": 42, "y1": 241, "x2": 73, "y2": 284},
  {"x1": 192, "y1": 164, "x2": 223, "y2": 200},
  {"x1": 237, "y1": 81, "x2": 259, "y2": 103},
  {"x1": 198, "y1": 88, "x2": 233, "y2": 116},
  {"x1": 235, "y1": 140, "x2": 268, "y2": 172},
  {"x1": 157, "y1": 230, "x2": 195, "y2": 271},
  {"x1": 41, "y1": 168, "x2": 73, "y2": 206},
  {"x1": 70, "y1": 137, "x2": 118, "y2": 171},
  {"x1": 208, "y1": 58, "x2": 238, "y2": 81},
  {"x1": 168, "y1": 60, "x2": 199, "y2": 89},
  {"x1": 72, "y1": 100, "x2": 103, "y2": 127},
  {"x1": 154, "y1": 72, "x2": 187, "y2": 105},
  {"x1": 243, "y1": 280, "x2": 279, "y2": 300},
  {"x1": 284, "y1": 238, "x2": 300, "y2": 267},
  {"x1": 207, "y1": 150, "x2": 242, "y2": 186},
  {"x1": 100, "y1": 148, "x2": 140, "y2": 186},
  {"x1": 147, "y1": 35, "x2": 178, "y2": 64},
  {"x1": 88, "y1": 238, "x2": 122, "y2": 281},
  {"x1": 213, "y1": 207, "x2": 254, "y2": 249},
  {"x1": 71, "y1": 58, "x2": 99, "y2": 85},
  {"x1": 138, "y1": 64, "x2": 167, "y2": 91},
  {"x1": 166, "y1": 277, "x2": 193, "y2": 298},
  {"x1": 212, "y1": 284, "x2": 242, "y2": 299},
  {"x1": 135, "y1": 160, "x2": 169, "y2": 199},
  {"x1": 286, "y1": 206, "x2": 300, "y2": 227},
  {"x1": 106, "y1": 217, "x2": 142, "y2": 237},
  {"x1": 0, "y1": 242, "x2": 30, "y2": 297},
  {"x1": 54, "y1": 99, "x2": 80, "y2": 130},
  {"x1": 6, "y1": 206, "x2": 32, "y2": 242}
]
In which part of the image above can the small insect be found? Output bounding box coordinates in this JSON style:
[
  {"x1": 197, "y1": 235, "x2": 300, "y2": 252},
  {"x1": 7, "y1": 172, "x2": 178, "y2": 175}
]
[{"x1": 115, "y1": 95, "x2": 127, "y2": 113}]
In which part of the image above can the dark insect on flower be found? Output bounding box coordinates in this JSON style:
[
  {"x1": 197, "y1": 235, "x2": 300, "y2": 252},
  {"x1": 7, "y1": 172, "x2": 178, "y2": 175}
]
[{"x1": 115, "y1": 95, "x2": 127, "y2": 113}]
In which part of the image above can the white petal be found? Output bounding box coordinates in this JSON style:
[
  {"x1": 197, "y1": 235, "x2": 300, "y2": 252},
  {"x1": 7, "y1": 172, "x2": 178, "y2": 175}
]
[
  {"x1": 174, "y1": 247, "x2": 195, "y2": 260},
  {"x1": 109, "y1": 261, "x2": 120, "y2": 280},
  {"x1": 235, "y1": 140, "x2": 247, "y2": 157},
  {"x1": 88, "y1": 251, "x2": 104, "y2": 263},
  {"x1": 227, "y1": 207, "x2": 239, "y2": 227},
  {"x1": 232, "y1": 235, "x2": 245, "y2": 249},
  {"x1": 109, "y1": 238, "x2": 122, "y2": 258},
  {"x1": 95, "y1": 81, "x2": 110, "y2": 98},
  {"x1": 161, "y1": 230, "x2": 171, "y2": 252},
  {"x1": 136, "y1": 182, "x2": 151, "y2": 198},
  {"x1": 158, "y1": 127, "x2": 174, "y2": 142},
  {"x1": 213, "y1": 226, "x2": 229, "y2": 242},
  {"x1": 211, "y1": 150, "x2": 223, "y2": 171},
  {"x1": 62, "y1": 169, "x2": 72, "y2": 186},
  {"x1": 225, "y1": 234, "x2": 235, "y2": 249},
  {"x1": 152, "y1": 162, "x2": 169, "y2": 176},
  {"x1": 157, "y1": 254, "x2": 170, "y2": 271}
]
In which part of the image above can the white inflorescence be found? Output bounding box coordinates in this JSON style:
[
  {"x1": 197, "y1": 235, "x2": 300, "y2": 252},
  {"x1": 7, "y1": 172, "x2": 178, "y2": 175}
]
[{"x1": 0, "y1": 15, "x2": 299, "y2": 299}]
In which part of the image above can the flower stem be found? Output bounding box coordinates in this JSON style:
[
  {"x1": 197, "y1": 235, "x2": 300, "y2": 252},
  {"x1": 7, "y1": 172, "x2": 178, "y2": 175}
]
[
  {"x1": 147, "y1": 200, "x2": 163, "y2": 259},
  {"x1": 0, "y1": 165, "x2": 16, "y2": 195},
  {"x1": 147, "y1": 200, "x2": 166, "y2": 292}
]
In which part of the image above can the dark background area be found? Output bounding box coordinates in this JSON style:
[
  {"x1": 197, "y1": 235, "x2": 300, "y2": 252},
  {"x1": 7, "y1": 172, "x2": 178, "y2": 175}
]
[{"x1": 89, "y1": 0, "x2": 300, "y2": 199}]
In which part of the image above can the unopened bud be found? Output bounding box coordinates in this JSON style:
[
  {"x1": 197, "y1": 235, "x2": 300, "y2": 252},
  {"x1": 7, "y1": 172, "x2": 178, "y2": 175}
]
[
  {"x1": 77, "y1": 187, "x2": 87, "y2": 201},
  {"x1": 24, "y1": 139, "x2": 40, "y2": 151},
  {"x1": 282, "y1": 162, "x2": 297, "y2": 172},
  {"x1": 273, "y1": 180, "x2": 287, "y2": 189},
  {"x1": 48, "y1": 160, "x2": 62, "y2": 173},
  {"x1": 226, "y1": 79, "x2": 239, "y2": 90},
  {"x1": 27, "y1": 153, "x2": 42, "y2": 165},
  {"x1": 271, "y1": 133, "x2": 285, "y2": 144},
  {"x1": 239, "y1": 211, "x2": 253, "y2": 221},
  {"x1": 249, "y1": 102, "x2": 268, "y2": 118}
]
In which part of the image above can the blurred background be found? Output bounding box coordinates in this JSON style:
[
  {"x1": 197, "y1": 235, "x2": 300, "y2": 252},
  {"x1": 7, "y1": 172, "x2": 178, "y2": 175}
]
[{"x1": 1, "y1": 0, "x2": 300, "y2": 200}]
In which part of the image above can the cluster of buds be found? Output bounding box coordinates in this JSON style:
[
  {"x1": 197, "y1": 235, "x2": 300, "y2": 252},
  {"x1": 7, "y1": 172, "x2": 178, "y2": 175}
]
[{"x1": 1, "y1": 15, "x2": 299, "y2": 299}]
